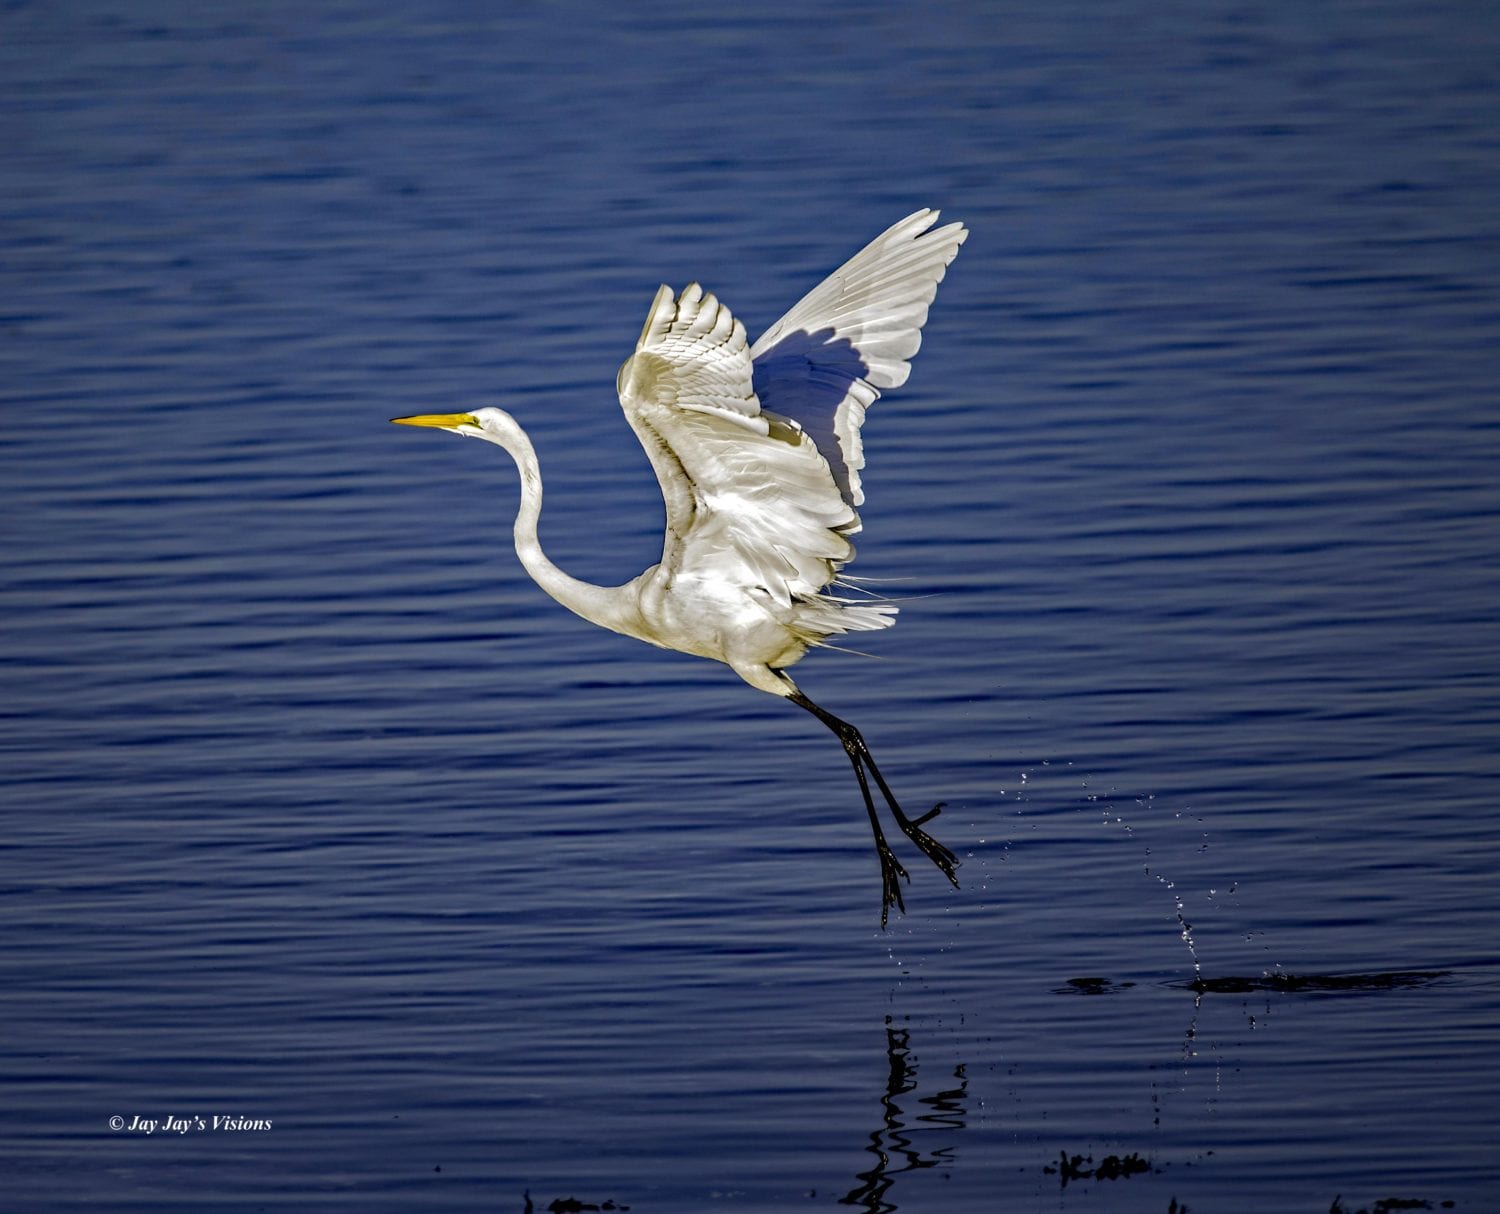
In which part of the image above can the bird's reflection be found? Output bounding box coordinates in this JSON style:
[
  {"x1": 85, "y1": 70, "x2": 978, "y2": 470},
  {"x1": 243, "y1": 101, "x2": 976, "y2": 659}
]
[{"x1": 840, "y1": 1015, "x2": 968, "y2": 1212}]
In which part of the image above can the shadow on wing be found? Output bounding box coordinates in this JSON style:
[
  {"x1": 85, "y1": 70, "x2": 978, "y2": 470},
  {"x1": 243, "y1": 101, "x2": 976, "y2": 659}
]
[{"x1": 752, "y1": 327, "x2": 872, "y2": 512}]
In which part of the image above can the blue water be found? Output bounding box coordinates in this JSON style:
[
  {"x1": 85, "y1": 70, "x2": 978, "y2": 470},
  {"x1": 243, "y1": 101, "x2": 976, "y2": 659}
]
[{"x1": 4, "y1": 2, "x2": 1499, "y2": 1211}]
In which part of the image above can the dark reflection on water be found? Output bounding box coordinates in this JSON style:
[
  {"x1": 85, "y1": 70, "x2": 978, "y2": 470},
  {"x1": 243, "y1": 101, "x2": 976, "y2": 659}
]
[
  {"x1": 1056, "y1": 976, "x2": 1139, "y2": 995},
  {"x1": 840, "y1": 1018, "x2": 968, "y2": 1213},
  {"x1": 521, "y1": 1193, "x2": 632, "y2": 1214},
  {"x1": 1183, "y1": 970, "x2": 1448, "y2": 997},
  {"x1": 1060, "y1": 971, "x2": 1449, "y2": 997}
]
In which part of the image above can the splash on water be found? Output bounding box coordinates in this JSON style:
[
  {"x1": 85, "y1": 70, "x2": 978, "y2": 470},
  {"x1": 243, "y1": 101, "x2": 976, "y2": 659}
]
[{"x1": 1098, "y1": 792, "x2": 1203, "y2": 976}]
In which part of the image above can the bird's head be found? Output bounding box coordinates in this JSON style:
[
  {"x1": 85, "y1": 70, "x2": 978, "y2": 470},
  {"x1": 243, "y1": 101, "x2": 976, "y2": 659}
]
[{"x1": 390, "y1": 406, "x2": 528, "y2": 452}]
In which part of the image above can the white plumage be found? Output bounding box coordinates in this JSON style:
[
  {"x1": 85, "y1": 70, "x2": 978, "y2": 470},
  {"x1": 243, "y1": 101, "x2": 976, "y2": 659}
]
[{"x1": 394, "y1": 210, "x2": 967, "y2": 923}]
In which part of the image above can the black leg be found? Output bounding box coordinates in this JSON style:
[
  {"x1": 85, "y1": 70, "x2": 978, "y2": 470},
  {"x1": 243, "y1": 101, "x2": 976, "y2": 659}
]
[
  {"x1": 788, "y1": 690, "x2": 960, "y2": 925},
  {"x1": 845, "y1": 737, "x2": 910, "y2": 925}
]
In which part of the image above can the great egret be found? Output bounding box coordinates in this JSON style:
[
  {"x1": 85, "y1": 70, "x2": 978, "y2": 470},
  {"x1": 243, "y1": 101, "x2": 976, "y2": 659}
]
[{"x1": 394, "y1": 209, "x2": 967, "y2": 923}]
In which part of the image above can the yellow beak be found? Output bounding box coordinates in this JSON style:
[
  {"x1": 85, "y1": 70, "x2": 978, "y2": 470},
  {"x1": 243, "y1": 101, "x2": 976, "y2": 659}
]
[{"x1": 390, "y1": 413, "x2": 477, "y2": 429}]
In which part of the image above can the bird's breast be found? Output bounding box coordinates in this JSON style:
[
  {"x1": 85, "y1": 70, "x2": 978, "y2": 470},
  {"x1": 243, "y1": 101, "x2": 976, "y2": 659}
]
[{"x1": 635, "y1": 568, "x2": 807, "y2": 671}]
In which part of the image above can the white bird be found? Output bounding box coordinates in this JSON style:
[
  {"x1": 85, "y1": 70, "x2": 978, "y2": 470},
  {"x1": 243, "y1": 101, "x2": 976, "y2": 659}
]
[{"x1": 394, "y1": 209, "x2": 967, "y2": 923}]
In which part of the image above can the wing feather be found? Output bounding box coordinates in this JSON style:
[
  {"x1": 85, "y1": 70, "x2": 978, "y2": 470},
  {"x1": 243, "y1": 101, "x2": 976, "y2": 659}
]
[
  {"x1": 749, "y1": 209, "x2": 967, "y2": 507},
  {"x1": 614, "y1": 211, "x2": 964, "y2": 643},
  {"x1": 618, "y1": 283, "x2": 867, "y2": 626}
]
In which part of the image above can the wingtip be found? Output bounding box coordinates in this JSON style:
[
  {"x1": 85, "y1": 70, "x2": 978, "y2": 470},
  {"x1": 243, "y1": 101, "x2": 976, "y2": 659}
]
[
  {"x1": 896, "y1": 207, "x2": 968, "y2": 250},
  {"x1": 925, "y1": 206, "x2": 968, "y2": 238},
  {"x1": 637, "y1": 283, "x2": 678, "y2": 348},
  {"x1": 897, "y1": 207, "x2": 940, "y2": 234}
]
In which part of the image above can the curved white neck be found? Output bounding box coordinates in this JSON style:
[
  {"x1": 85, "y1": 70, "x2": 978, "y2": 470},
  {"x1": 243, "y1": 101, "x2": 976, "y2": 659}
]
[{"x1": 494, "y1": 428, "x2": 645, "y2": 640}]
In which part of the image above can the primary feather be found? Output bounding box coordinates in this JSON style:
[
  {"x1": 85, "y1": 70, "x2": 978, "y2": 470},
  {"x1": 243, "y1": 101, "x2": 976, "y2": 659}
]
[{"x1": 751, "y1": 208, "x2": 968, "y2": 508}]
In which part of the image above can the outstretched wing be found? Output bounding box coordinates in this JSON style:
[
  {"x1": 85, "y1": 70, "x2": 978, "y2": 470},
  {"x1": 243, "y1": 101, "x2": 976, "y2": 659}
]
[
  {"x1": 749, "y1": 209, "x2": 967, "y2": 508},
  {"x1": 617, "y1": 283, "x2": 876, "y2": 626}
]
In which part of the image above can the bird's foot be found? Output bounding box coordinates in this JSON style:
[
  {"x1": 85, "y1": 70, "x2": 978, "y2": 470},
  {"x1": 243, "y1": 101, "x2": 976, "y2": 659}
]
[
  {"x1": 894, "y1": 802, "x2": 961, "y2": 889},
  {"x1": 911, "y1": 800, "x2": 945, "y2": 827},
  {"x1": 876, "y1": 839, "x2": 910, "y2": 928}
]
